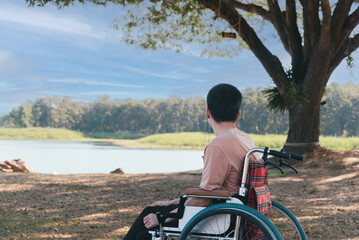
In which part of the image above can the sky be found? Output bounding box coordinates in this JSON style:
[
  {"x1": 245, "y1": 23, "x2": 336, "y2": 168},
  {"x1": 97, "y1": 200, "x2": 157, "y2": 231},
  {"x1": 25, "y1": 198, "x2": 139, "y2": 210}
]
[{"x1": 0, "y1": 1, "x2": 358, "y2": 116}]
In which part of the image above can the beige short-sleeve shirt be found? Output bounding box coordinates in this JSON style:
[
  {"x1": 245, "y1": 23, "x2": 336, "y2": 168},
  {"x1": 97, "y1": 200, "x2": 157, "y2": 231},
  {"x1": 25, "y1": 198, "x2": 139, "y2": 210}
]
[{"x1": 199, "y1": 129, "x2": 257, "y2": 195}]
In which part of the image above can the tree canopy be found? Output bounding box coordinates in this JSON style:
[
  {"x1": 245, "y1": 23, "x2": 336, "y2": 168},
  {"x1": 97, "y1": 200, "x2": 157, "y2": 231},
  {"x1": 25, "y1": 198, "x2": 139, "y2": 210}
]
[{"x1": 2, "y1": 83, "x2": 359, "y2": 137}]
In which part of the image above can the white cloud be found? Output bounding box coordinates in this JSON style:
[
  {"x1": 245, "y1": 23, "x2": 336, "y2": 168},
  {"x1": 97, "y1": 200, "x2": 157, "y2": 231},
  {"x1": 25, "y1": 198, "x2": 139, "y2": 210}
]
[
  {"x1": 79, "y1": 91, "x2": 149, "y2": 98},
  {"x1": 80, "y1": 91, "x2": 133, "y2": 96},
  {"x1": 0, "y1": 50, "x2": 36, "y2": 75},
  {"x1": 117, "y1": 63, "x2": 188, "y2": 80},
  {"x1": 48, "y1": 78, "x2": 146, "y2": 88},
  {"x1": 0, "y1": 5, "x2": 104, "y2": 38},
  {"x1": 0, "y1": 50, "x2": 13, "y2": 64},
  {"x1": 193, "y1": 67, "x2": 211, "y2": 74},
  {"x1": 0, "y1": 81, "x2": 17, "y2": 91}
]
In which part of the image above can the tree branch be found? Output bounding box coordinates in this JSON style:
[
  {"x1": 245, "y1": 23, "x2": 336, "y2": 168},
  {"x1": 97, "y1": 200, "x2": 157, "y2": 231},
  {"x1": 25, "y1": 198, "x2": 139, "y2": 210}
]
[
  {"x1": 197, "y1": 0, "x2": 288, "y2": 96},
  {"x1": 320, "y1": 0, "x2": 331, "y2": 49},
  {"x1": 321, "y1": 0, "x2": 331, "y2": 27},
  {"x1": 331, "y1": 5, "x2": 358, "y2": 63},
  {"x1": 267, "y1": 0, "x2": 290, "y2": 53},
  {"x1": 331, "y1": 0, "x2": 353, "y2": 37},
  {"x1": 328, "y1": 33, "x2": 359, "y2": 81},
  {"x1": 344, "y1": 6, "x2": 359, "y2": 37},
  {"x1": 230, "y1": 0, "x2": 271, "y2": 21},
  {"x1": 285, "y1": 0, "x2": 303, "y2": 78},
  {"x1": 303, "y1": 0, "x2": 321, "y2": 63}
]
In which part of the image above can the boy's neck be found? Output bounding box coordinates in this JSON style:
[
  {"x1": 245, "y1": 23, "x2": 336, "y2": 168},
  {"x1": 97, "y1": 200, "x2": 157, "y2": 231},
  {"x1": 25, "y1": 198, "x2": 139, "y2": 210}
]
[{"x1": 211, "y1": 120, "x2": 238, "y2": 137}]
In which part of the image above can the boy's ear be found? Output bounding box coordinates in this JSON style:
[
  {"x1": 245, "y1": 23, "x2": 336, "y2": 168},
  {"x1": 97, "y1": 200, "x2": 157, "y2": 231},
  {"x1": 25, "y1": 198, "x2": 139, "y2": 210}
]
[
  {"x1": 236, "y1": 110, "x2": 241, "y2": 120},
  {"x1": 206, "y1": 107, "x2": 210, "y2": 119}
]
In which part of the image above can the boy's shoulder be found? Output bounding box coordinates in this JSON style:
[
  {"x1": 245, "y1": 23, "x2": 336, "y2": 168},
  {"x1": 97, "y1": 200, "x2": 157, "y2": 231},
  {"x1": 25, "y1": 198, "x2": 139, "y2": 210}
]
[
  {"x1": 207, "y1": 130, "x2": 254, "y2": 150},
  {"x1": 210, "y1": 130, "x2": 251, "y2": 143}
]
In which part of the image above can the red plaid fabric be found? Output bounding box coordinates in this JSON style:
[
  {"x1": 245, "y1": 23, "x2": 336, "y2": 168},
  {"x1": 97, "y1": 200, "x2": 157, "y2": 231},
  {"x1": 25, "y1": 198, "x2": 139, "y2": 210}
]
[{"x1": 238, "y1": 157, "x2": 272, "y2": 239}]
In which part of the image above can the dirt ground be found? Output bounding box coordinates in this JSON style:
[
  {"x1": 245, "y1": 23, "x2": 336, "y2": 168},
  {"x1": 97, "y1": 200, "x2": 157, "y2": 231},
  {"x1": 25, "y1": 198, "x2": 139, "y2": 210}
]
[{"x1": 0, "y1": 148, "x2": 358, "y2": 239}]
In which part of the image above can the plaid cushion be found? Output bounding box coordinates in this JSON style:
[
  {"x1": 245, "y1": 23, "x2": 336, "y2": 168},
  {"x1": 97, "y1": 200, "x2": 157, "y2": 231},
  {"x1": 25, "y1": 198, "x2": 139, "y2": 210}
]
[{"x1": 238, "y1": 157, "x2": 272, "y2": 239}]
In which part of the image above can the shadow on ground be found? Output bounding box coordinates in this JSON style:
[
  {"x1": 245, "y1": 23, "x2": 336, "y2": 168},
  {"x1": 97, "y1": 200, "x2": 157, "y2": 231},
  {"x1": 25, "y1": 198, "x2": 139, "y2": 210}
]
[
  {"x1": 269, "y1": 148, "x2": 359, "y2": 239},
  {"x1": 0, "y1": 173, "x2": 200, "y2": 239},
  {"x1": 1, "y1": 148, "x2": 358, "y2": 239}
]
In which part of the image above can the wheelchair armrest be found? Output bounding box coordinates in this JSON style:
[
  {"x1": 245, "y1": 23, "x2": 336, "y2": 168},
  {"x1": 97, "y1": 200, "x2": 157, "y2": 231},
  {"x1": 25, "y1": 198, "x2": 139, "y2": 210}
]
[
  {"x1": 185, "y1": 188, "x2": 231, "y2": 198},
  {"x1": 157, "y1": 196, "x2": 187, "y2": 225}
]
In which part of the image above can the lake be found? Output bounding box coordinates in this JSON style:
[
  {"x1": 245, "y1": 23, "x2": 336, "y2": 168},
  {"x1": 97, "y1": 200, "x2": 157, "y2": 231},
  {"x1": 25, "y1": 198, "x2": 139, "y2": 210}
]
[{"x1": 0, "y1": 140, "x2": 204, "y2": 174}]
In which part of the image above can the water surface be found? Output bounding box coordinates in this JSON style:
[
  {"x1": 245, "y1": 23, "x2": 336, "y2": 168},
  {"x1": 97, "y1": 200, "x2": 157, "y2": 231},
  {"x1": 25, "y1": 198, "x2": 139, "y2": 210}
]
[{"x1": 0, "y1": 140, "x2": 204, "y2": 174}]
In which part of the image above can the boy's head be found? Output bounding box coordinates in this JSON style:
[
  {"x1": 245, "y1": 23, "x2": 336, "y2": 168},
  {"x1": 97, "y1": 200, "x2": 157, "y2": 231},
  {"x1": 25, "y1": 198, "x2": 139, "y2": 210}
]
[{"x1": 206, "y1": 83, "x2": 242, "y2": 123}]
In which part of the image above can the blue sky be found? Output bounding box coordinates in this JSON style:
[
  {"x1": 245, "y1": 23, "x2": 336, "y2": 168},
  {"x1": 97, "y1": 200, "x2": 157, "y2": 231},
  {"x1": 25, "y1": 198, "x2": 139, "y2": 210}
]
[{"x1": 0, "y1": 1, "x2": 358, "y2": 116}]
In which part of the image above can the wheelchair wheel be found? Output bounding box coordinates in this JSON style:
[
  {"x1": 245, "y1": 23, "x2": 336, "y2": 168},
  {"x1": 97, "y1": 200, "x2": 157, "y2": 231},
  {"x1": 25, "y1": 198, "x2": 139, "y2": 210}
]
[
  {"x1": 268, "y1": 201, "x2": 306, "y2": 240},
  {"x1": 179, "y1": 203, "x2": 282, "y2": 240}
]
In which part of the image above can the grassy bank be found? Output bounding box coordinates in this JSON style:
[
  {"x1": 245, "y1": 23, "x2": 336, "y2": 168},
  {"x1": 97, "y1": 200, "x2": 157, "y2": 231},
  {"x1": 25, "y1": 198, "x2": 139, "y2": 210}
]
[
  {"x1": 0, "y1": 128, "x2": 143, "y2": 141},
  {"x1": 138, "y1": 132, "x2": 359, "y2": 151},
  {"x1": 139, "y1": 132, "x2": 214, "y2": 148},
  {"x1": 84, "y1": 131, "x2": 146, "y2": 140},
  {"x1": 0, "y1": 127, "x2": 87, "y2": 140},
  {"x1": 1, "y1": 128, "x2": 358, "y2": 150}
]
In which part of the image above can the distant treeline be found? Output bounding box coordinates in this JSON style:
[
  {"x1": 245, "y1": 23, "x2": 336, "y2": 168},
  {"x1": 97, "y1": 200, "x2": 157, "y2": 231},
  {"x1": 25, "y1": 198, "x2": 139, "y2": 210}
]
[{"x1": 1, "y1": 82, "x2": 359, "y2": 136}]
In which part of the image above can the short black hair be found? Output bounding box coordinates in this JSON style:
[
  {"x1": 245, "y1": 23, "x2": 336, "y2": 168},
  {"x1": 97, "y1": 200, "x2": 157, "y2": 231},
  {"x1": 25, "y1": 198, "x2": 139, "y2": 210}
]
[{"x1": 207, "y1": 83, "x2": 242, "y2": 123}]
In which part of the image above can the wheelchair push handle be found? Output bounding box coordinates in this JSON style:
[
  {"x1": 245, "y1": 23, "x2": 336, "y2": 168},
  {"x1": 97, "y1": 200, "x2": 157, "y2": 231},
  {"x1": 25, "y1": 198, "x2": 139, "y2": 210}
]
[
  {"x1": 268, "y1": 149, "x2": 303, "y2": 161},
  {"x1": 261, "y1": 147, "x2": 303, "y2": 174}
]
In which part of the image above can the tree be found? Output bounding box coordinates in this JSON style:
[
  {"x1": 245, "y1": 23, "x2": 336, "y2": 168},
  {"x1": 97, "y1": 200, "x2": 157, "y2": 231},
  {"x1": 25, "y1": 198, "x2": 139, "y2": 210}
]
[
  {"x1": 321, "y1": 82, "x2": 359, "y2": 136},
  {"x1": 27, "y1": 0, "x2": 359, "y2": 154},
  {"x1": 193, "y1": 1, "x2": 358, "y2": 155}
]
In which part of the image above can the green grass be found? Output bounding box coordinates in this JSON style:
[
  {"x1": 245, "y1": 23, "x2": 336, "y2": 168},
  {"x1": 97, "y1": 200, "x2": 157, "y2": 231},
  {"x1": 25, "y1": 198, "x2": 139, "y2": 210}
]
[
  {"x1": 251, "y1": 134, "x2": 359, "y2": 151},
  {"x1": 1, "y1": 128, "x2": 358, "y2": 151},
  {"x1": 0, "y1": 128, "x2": 145, "y2": 141},
  {"x1": 249, "y1": 134, "x2": 286, "y2": 149},
  {"x1": 320, "y1": 136, "x2": 359, "y2": 151},
  {"x1": 139, "y1": 132, "x2": 288, "y2": 149},
  {"x1": 84, "y1": 131, "x2": 146, "y2": 139},
  {"x1": 139, "y1": 132, "x2": 215, "y2": 148},
  {"x1": 0, "y1": 127, "x2": 87, "y2": 140},
  {"x1": 139, "y1": 132, "x2": 359, "y2": 151}
]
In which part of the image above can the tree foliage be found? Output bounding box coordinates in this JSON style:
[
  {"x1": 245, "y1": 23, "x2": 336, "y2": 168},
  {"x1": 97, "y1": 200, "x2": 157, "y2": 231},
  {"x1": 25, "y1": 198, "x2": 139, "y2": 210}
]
[
  {"x1": 1, "y1": 83, "x2": 359, "y2": 137},
  {"x1": 320, "y1": 82, "x2": 359, "y2": 137}
]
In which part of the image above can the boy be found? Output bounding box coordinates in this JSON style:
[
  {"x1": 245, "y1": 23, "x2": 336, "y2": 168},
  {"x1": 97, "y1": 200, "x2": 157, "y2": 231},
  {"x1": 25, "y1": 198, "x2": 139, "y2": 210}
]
[{"x1": 124, "y1": 83, "x2": 260, "y2": 239}]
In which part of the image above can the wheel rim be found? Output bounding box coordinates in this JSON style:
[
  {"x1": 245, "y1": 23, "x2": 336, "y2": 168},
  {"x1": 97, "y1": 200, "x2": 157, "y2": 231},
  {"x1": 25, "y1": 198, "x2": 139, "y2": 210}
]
[
  {"x1": 179, "y1": 203, "x2": 282, "y2": 240},
  {"x1": 268, "y1": 201, "x2": 306, "y2": 240}
]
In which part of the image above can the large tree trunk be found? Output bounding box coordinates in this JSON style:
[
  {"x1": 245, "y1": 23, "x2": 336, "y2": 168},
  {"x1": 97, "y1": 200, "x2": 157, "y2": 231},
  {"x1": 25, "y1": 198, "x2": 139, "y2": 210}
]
[
  {"x1": 283, "y1": 66, "x2": 328, "y2": 156},
  {"x1": 284, "y1": 101, "x2": 321, "y2": 155}
]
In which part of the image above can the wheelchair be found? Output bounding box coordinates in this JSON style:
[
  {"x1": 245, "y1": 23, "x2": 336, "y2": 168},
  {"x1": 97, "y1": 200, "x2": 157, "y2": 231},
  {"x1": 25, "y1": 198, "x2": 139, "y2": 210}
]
[{"x1": 149, "y1": 147, "x2": 307, "y2": 240}]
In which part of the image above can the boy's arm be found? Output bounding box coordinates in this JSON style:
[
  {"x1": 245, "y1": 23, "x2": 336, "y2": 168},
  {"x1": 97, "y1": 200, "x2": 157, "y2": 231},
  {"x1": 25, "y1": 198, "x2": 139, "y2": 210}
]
[
  {"x1": 150, "y1": 198, "x2": 180, "y2": 207},
  {"x1": 144, "y1": 197, "x2": 210, "y2": 229},
  {"x1": 200, "y1": 145, "x2": 231, "y2": 191}
]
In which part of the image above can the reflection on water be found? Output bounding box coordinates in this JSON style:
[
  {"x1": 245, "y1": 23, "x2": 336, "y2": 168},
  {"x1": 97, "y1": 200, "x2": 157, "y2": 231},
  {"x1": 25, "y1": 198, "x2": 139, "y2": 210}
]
[{"x1": 0, "y1": 140, "x2": 204, "y2": 174}]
